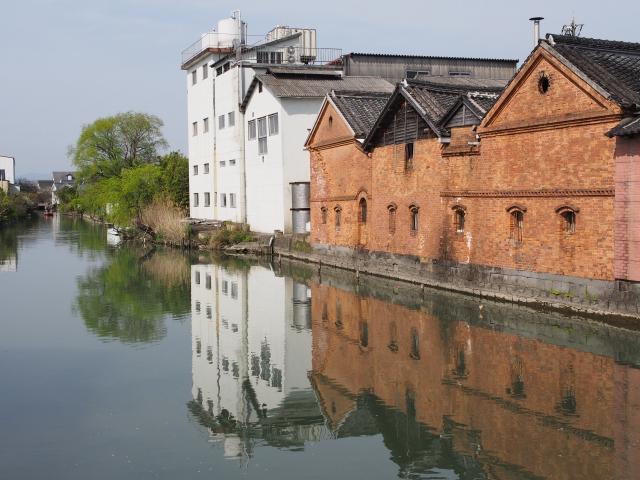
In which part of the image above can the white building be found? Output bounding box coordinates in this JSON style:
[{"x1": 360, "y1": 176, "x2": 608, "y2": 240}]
[
  {"x1": 190, "y1": 262, "x2": 319, "y2": 456},
  {"x1": 241, "y1": 70, "x2": 392, "y2": 233},
  {"x1": 0, "y1": 155, "x2": 15, "y2": 193},
  {"x1": 181, "y1": 12, "x2": 342, "y2": 228},
  {"x1": 51, "y1": 171, "x2": 76, "y2": 205}
]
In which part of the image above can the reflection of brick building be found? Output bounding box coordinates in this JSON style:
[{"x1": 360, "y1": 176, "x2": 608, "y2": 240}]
[
  {"x1": 310, "y1": 279, "x2": 640, "y2": 479},
  {"x1": 307, "y1": 34, "x2": 640, "y2": 292}
]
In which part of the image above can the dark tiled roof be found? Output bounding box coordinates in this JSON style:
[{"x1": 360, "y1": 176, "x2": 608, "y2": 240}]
[
  {"x1": 404, "y1": 79, "x2": 503, "y2": 136},
  {"x1": 52, "y1": 171, "x2": 76, "y2": 186},
  {"x1": 607, "y1": 116, "x2": 640, "y2": 137},
  {"x1": 37, "y1": 180, "x2": 54, "y2": 191},
  {"x1": 258, "y1": 73, "x2": 394, "y2": 98},
  {"x1": 409, "y1": 76, "x2": 508, "y2": 90},
  {"x1": 548, "y1": 34, "x2": 640, "y2": 107},
  {"x1": 330, "y1": 91, "x2": 391, "y2": 138}
]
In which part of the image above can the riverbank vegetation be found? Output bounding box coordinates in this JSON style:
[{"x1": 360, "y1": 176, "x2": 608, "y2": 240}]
[
  {"x1": 0, "y1": 189, "x2": 36, "y2": 226},
  {"x1": 60, "y1": 112, "x2": 189, "y2": 245}
]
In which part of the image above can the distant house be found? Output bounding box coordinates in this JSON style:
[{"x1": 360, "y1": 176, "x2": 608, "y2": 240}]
[
  {"x1": 37, "y1": 180, "x2": 54, "y2": 193},
  {"x1": 0, "y1": 155, "x2": 16, "y2": 194},
  {"x1": 51, "y1": 171, "x2": 76, "y2": 205}
]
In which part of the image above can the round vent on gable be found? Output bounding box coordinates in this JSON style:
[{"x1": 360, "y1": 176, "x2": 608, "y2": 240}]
[{"x1": 538, "y1": 72, "x2": 551, "y2": 94}]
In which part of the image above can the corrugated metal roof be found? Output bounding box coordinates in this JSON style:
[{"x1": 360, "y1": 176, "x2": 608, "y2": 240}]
[{"x1": 345, "y1": 52, "x2": 519, "y2": 63}]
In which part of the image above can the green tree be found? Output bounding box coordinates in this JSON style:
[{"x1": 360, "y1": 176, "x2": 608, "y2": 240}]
[
  {"x1": 70, "y1": 112, "x2": 168, "y2": 181},
  {"x1": 160, "y1": 151, "x2": 189, "y2": 211}
]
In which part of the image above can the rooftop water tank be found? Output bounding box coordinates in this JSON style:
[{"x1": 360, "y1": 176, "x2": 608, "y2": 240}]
[{"x1": 218, "y1": 17, "x2": 241, "y2": 48}]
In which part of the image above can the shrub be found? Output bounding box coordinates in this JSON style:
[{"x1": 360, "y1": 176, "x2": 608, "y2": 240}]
[{"x1": 140, "y1": 196, "x2": 188, "y2": 245}]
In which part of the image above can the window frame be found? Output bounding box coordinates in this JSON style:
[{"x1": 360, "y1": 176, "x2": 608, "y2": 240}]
[
  {"x1": 193, "y1": 192, "x2": 199, "y2": 207},
  {"x1": 202, "y1": 64, "x2": 208, "y2": 79},
  {"x1": 405, "y1": 142, "x2": 414, "y2": 171},
  {"x1": 228, "y1": 111, "x2": 235, "y2": 127},
  {"x1": 556, "y1": 205, "x2": 579, "y2": 234},
  {"x1": 193, "y1": 165, "x2": 198, "y2": 176},
  {"x1": 221, "y1": 193, "x2": 227, "y2": 207},
  {"x1": 204, "y1": 192, "x2": 210, "y2": 207},
  {"x1": 191, "y1": 70, "x2": 197, "y2": 85},
  {"x1": 230, "y1": 193, "x2": 236, "y2": 208},
  {"x1": 359, "y1": 198, "x2": 367, "y2": 224},
  {"x1": 507, "y1": 205, "x2": 526, "y2": 244},
  {"x1": 268, "y1": 113, "x2": 279, "y2": 136},
  {"x1": 334, "y1": 205, "x2": 342, "y2": 229},
  {"x1": 321, "y1": 207, "x2": 328, "y2": 225},
  {"x1": 409, "y1": 205, "x2": 419, "y2": 233},
  {"x1": 218, "y1": 115, "x2": 225, "y2": 130},
  {"x1": 257, "y1": 116, "x2": 268, "y2": 154},
  {"x1": 192, "y1": 121, "x2": 198, "y2": 136},
  {"x1": 248, "y1": 119, "x2": 256, "y2": 140},
  {"x1": 452, "y1": 205, "x2": 466, "y2": 234},
  {"x1": 203, "y1": 117, "x2": 209, "y2": 133},
  {"x1": 203, "y1": 163, "x2": 209, "y2": 174},
  {"x1": 387, "y1": 204, "x2": 397, "y2": 234}
]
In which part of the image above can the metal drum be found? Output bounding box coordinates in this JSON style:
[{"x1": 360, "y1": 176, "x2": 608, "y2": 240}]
[{"x1": 290, "y1": 182, "x2": 310, "y2": 210}]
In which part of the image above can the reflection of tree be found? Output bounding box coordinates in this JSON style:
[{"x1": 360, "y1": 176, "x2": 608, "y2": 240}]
[
  {"x1": 0, "y1": 223, "x2": 19, "y2": 264},
  {"x1": 75, "y1": 247, "x2": 190, "y2": 343},
  {"x1": 55, "y1": 216, "x2": 109, "y2": 259}
]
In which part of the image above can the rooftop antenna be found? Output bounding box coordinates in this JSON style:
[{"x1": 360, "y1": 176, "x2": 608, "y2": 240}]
[
  {"x1": 529, "y1": 17, "x2": 544, "y2": 47},
  {"x1": 561, "y1": 17, "x2": 583, "y2": 37}
]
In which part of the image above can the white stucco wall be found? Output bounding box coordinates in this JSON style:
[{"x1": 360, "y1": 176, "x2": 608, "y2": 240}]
[
  {"x1": 244, "y1": 87, "x2": 285, "y2": 233},
  {"x1": 0, "y1": 155, "x2": 16, "y2": 184},
  {"x1": 244, "y1": 92, "x2": 321, "y2": 233},
  {"x1": 186, "y1": 56, "x2": 219, "y2": 219}
]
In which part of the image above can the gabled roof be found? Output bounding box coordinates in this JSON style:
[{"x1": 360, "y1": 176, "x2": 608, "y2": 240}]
[
  {"x1": 547, "y1": 34, "x2": 640, "y2": 108},
  {"x1": 240, "y1": 68, "x2": 393, "y2": 111},
  {"x1": 52, "y1": 171, "x2": 76, "y2": 186},
  {"x1": 607, "y1": 116, "x2": 640, "y2": 137},
  {"x1": 330, "y1": 91, "x2": 392, "y2": 138},
  {"x1": 362, "y1": 78, "x2": 505, "y2": 149}
]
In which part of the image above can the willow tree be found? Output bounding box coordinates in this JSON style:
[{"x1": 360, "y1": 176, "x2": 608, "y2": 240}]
[{"x1": 69, "y1": 112, "x2": 168, "y2": 181}]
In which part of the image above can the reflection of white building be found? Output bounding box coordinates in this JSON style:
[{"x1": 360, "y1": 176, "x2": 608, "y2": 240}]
[
  {"x1": 0, "y1": 255, "x2": 17, "y2": 272},
  {"x1": 190, "y1": 262, "x2": 316, "y2": 456}
]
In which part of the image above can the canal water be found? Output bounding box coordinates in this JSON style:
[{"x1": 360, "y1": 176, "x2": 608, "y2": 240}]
[{"x1": 1, "y1": 217, "x2": 639, "y2": 479}]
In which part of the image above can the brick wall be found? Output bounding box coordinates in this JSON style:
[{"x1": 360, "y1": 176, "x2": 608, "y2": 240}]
[{"x1": 308, "y1": 46, "x2": 629, "y2": 282}]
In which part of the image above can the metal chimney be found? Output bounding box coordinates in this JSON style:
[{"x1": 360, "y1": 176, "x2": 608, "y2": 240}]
[{"x1": 529, "y1": 17, "x2": 544, "y2": 46}]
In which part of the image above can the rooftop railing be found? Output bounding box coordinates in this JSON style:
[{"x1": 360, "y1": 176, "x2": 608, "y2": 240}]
[
  {"x1": 181, "y1": 33, "x2": 236, "y2": 66},
  {"x1": 243, "y1": 45, "x2": 342, "y2": 66}
]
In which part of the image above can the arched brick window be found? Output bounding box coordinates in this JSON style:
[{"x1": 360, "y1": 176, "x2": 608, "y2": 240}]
[
  {"x1": 452, "y1": 205, "x2": 466, "y2": 233},
  {"x1": 359, "y1": 198, "x2": 367, "y2": 224},
  {"x1": 387, "y1": 203, "x2": 397, "y2": 233},
  {"x1": 556, "y1": 205, "x2": 579, "y2": 234},
  {"x1": 507, "y1": 205, "x2": 526, "y2": 244},
  {"x1": 409, "y1": 204, "x2": 419, "y2": 234},
  {"x1": 321, "y1": 206, "x2": 327, "y2": 225},
  {"x1": 334, "y1": 205, "x2": 342, "y2": 229},
  {"x1": 410, "y1": 327, "x2": 420, "y2": 360}
]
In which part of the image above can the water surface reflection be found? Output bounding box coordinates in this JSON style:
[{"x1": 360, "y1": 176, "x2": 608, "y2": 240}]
[{"x1": 189, "y1": 259, "x2": 640, "y2": 479}]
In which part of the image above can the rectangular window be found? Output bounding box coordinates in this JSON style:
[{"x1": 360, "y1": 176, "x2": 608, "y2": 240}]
[
  {"x1": 229, "y1": 159, "x2": 236, "y2": 166},
  {"x1": 222, "y1": 280, "x2": 228, "y2": 295},
  {"x1": 221, "y1": 193, "x2": 227, "y2": 207},
  {"x1": 203, "y1": 117, "x2": 209, "y2": 133},
  {"x1": 192, "y1": 121, "x2": 198, "y2": 136},
  {"x1": 191, "y1": 70, "x2": 197, "y2": 85},
  {"x1": 203, "y1": 163, "x2": 209, "y2": 174},
  {"x1": 214, "y1": 191, "x2": 217, "y2": 206},
  {"x1": 268, "y1": 113, "x2": 279, "y2": 135},
  {"x1": 193, "y1": 193, "x2": 199, "y2": 207},
  {"x1": 230, "y1": 193, "x2": 236, "y2": 208},
  {"x1": 0, "y1": 169, "x2": 4, "y2": 181},
  {"x1": 195, "y1": 271, "x2": 200, "y2": 285},
  {"x1": 193, "y1": 165, "x2": 198, "y2": 175},
  {"x1": 248, "y1": 119, "x2": 256, "y2": 140},
  {"x1": 204, "y1": 192, "x2": 210, "y2": 207},
  {"x1": 231, "y1": 282, "x2": 238, "y2": 299},
  {"x1": 220, "y1": 160, "x2": 226, "y2": 167},
  {"x1": 223, "y1": 62, "x2": 230, "y2": 72},
  {"x1": 228, "y1": 112, "x2": 235, "y2": 127},
  {"x1": 205, "y1": 274, "x2": 211, "y2": 290},
  {"x1": 216, "y1": 66, "x2": 223, "y2": 76},
  {"x1": 218, "y1": 115, "x2": 225, "y2": 129},
  {"x1": 258, "y1": 116, "x2": 268, "y2": 154},
  {"x1": 202, "y1": 65, "x2": 208, "y2": 79}
]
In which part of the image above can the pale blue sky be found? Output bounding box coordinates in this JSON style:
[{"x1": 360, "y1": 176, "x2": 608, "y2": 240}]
[{"x1": 1, "y1": 0, "x2": 638, "y2": 177}]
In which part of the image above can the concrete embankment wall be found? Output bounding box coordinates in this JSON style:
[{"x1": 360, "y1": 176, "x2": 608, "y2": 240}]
[{"x1": 271, "y1": 235, "x2": 640, "y2": 321}]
